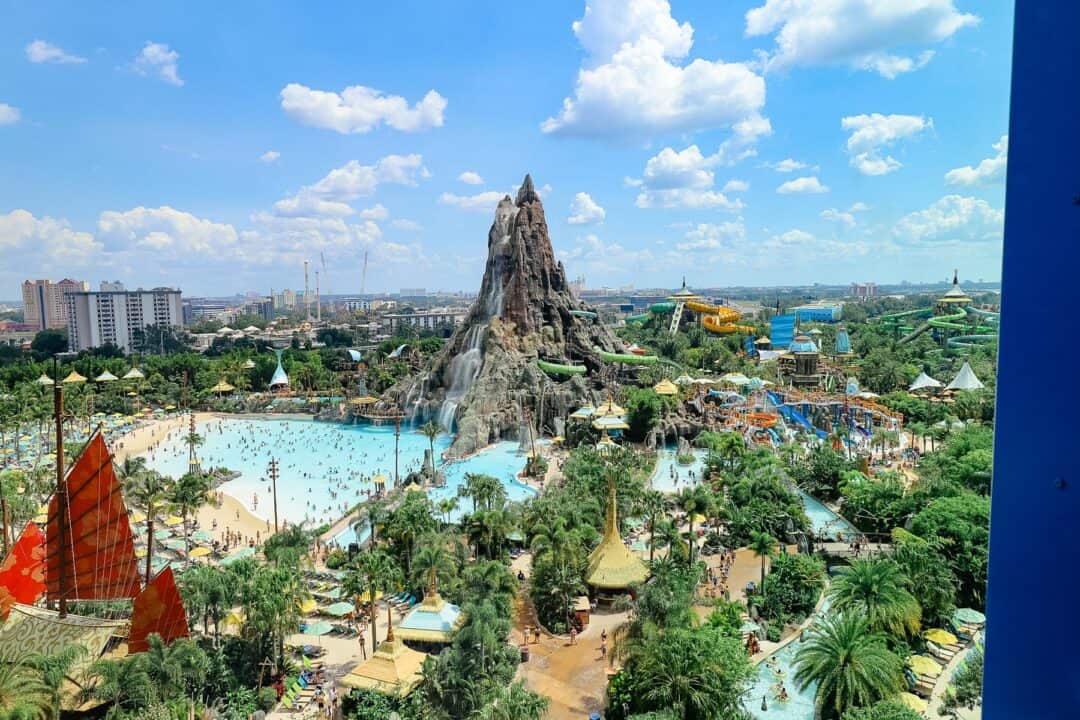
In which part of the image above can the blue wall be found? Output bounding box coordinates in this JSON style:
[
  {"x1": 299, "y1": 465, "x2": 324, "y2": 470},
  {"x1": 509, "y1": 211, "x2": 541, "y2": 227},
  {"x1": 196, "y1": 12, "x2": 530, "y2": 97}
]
[{"x1": 984, "y1": 2, "x2": 1080, "y2": 716}]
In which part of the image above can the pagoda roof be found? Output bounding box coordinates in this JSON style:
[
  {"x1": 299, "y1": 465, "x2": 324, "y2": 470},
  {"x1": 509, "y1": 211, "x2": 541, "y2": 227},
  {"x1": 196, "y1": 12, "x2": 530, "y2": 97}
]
[
  {"x1": 339, "y1": 638, "x2": 426, "y2": 696},
  {"x1": 395, "y1": 592, "x2": 465, "y2": 643},
  {"x1": 587, "y1": 480, "x2": 648, "y2": 590},
  {"x1": 653, "y1": 378, "x2": 678, "y2": 396}
]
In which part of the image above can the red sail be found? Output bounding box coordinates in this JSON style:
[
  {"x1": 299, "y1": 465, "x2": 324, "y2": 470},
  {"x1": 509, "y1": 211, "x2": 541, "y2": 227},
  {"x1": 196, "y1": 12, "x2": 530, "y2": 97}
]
[
  {"x1": 46, "y1": 432, "x2": 142, "y2": 601},
  {"x1": 0, "y1": 522, "x2": 47, "y2": 619},
  {"x1": 128, "y1": 566, "x2": 189, "y2": 654}
]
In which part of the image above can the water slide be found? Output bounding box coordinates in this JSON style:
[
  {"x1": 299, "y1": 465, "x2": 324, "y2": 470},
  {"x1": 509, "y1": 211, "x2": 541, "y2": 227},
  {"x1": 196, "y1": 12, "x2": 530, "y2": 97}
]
[
  {"x1": 536, "y1": 359, "x2": 587, "y2": 376},
  {"x1": 685, "y1": 300, "x2": 755, "y2": 335},
  {"x1": 948, "y1": 334, "x2": 997, "y2": 349},
  {"x1": 767, "y1": 391, "x2": 829, "y2": 439},
  {"x1": 965, "y1": 306, "x2": 1000, "y2": 323},
  {"x1": 596, "y1": 348, "x2": 659, "y2": 365},
  {"x1": 569, "y1": 310, "x2": 597, "y2": 319},
  {"x1": 626, "y1": 302, "x2": 675, "y2": 323}
]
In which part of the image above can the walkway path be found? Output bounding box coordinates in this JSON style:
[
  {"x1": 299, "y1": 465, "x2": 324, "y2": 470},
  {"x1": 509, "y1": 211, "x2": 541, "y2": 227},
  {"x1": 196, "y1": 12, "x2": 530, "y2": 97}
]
[{"x1": 510, "y1": 553, "x2": 628, "y2": 720}]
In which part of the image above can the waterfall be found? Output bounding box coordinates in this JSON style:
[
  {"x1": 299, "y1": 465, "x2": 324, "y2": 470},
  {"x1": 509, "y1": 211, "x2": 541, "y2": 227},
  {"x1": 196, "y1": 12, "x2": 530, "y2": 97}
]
[{"x1": 438, "y1": 324, "x2": 486, "y2": 430}]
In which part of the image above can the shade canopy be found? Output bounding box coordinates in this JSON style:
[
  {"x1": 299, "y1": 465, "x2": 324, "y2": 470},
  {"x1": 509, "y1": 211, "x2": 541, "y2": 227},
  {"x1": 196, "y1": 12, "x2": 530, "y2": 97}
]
[
  {"x1": 909, "y1": 371, "x2": 944, "y2": 392},
  {"x1": 396, "y1": 593, "x2": 465, "y2": 643},
  {"x1": 122, "y1": 367, "x2": 145, "y2": 380},
  {"x1": 924, "y1": 628, "x2": 958, "y2": 645},
  {"x1": 907, "y1": 654, "x2": 943, "y2": 676},
  {"x1": 587, "y1": 480, "x2": 648, "y2": 590},
  {"x1": 946, "y1": 362, "x2": 985, "y2": 391},
  {"x1": 895, "y1": 692, "x2": 928, "y2": 713},
  {"x1": 95, "y1": 370, "x2": 119, "y2": 383},
  {"x1": 953, "y1": 607, "x2": 986, "y2": 625},
  {"x1": 302, "y1": 621, "x2": 333, "y2": 636},
  {"x1": 323, "y1": 601, "x2": 355, "y2": 617},
  {"x1": 189, "y1": 547, "x2": 211, "y2": 558},
  {"x1": 652, "y1": 378, "x2": 678, "y2": 396},
  {"x1": 209, "y1": 379, "x2": 235, "y2": 393},
  {"x1": 62, "y1": 370, "x2": 87, "y2": 384}
]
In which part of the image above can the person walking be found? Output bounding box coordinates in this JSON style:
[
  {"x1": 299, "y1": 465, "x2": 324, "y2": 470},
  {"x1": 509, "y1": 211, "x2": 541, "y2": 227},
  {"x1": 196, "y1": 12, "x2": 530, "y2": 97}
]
[{"x1": 570, "y1": 627, "x2": 577, "y2": 645}]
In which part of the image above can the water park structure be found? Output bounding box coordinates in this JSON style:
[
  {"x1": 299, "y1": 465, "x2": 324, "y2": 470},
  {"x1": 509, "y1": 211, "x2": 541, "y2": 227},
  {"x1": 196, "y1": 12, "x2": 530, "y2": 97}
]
[
  {"x1": 626, "y1": 279, "x2": 755, "y2": 337},
  {"x1": 882, "y1": 271, "x2": 999, "y2": 349}
]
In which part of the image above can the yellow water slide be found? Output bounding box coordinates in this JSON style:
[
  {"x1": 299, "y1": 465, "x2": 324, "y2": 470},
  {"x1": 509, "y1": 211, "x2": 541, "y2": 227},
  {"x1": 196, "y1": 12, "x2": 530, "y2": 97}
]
[{"x1": 686, "y1": 300, "x2": 755, "y2": 334}]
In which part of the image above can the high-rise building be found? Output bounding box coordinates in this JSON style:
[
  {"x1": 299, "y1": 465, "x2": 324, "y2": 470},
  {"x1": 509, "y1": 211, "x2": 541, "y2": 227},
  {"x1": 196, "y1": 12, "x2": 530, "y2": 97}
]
[
  {"x1": 850, "y1": 282, "x2": 877, "y2": 298},
  {"x1": 21, "y1": 278, "x2": 88, "y2": 331},
  {"x1": 66, "y1": 287, "x2": 183, "y2": 352}
]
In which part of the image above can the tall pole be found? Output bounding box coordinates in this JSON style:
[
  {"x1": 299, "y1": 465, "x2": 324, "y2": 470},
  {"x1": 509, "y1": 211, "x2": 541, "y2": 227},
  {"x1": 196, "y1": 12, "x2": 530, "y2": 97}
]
[
  {"x1": 53, "y1": 359, "x2": 69, "y2": 617},
  {"x1": 268, "y1": 458, "x2": 280, "y2": 533},
  {"x1": 304, "y1": 260, "x2": 311, "y2": 322}
]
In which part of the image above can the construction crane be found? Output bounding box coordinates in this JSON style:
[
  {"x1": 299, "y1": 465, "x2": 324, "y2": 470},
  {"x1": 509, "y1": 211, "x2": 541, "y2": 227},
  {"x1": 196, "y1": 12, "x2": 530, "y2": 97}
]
[{"x1": 321, "y1": 252, "x2": 334, "y2": 315}]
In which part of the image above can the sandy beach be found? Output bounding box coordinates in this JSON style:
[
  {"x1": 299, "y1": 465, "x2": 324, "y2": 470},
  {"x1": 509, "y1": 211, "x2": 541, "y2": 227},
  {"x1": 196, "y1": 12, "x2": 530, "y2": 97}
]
[{"x1": 114, "y1": 412, "x2": 268, "y2": 548}]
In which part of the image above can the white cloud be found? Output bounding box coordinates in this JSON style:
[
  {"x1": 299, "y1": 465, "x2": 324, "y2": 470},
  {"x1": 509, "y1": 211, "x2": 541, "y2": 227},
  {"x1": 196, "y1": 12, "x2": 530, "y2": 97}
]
[
  {"x1": 770, "y1": 229, "x2": 815, "y2": 246},
  {"x1": 307, "y1": 155, "x2": 429, "y2": 200},
  {"x1": 841, "y1": 113, "x2": 932, "y2": 175},
  {"x1": 848, "y1": 201, "x2": 870, "y2": 212},
  {"x1": 821, "y1": 208, "x2": 856, "y2": 228},
  {"x1": 439, "y1": 191, "x2": 508, "y2": 213},
  {"x1": 945, "y1": 135, "x2": 1008, "y2": 186},
  {"x1": 558, "y1": 233, "x2": 654, "y2": 274},
  {"x1": 633, "y1": 145, "x2": 745, "y2": 210},
  {"x1": 260, "y1": 150, "x2": 281, "y2": 163},
  {"x1": 97, "y1": 206, "x2": 238, "y2": 255},
  {"x1": 777, "y1": 176, "x2": 829, "y2": 194},
  {"x1": 722, "y1": 179, "x2": 749, "y2": 193},
  {"x1": 542, "y1": 0, "x2": 769, "y2": 146},
  {"x1": 636, "y1": 188, "x2": 744, "y2": 210},
  {"x1": 0, "y1": 104, "x2": 20, "y2": 126},
  {"x1": 677, "y1": 221, "x2": 746, "y2": 251},
  {"x1": 568, "y1": 192, "x2": 606, "y2": 225},
  {"x1": 893, "y1": 194, "x2": 1004, "y2": 245},
  {"x1": 770, "y1": 158, "x2": 808, "y2": 172},
  {"x1": 133, "y1": 42, "x2": 183, "y2": 86},
  {"x1": 273, "y1": 194, "x2": 354, "y2": 218},
  {"x1": 359, "y1": 204, "x2": 389, "y2": 221},
  {"x1": 390, "y1": 218, "x2": 423, "y2": 231},
  {"x1": 280, "y1": 83, "x2": 446, "y2": 134},
  {"x1": 0, "y1": 209, "x2": 100, "y2": 264},
  {"x1": 745, "y1": 0, "x2": 979, "y2": 78},
  {"x1": 26, "y1": 40, "x2": 86, "y2": 64},
  {"x1": 458, "y1": 171, "x2": 484, "y2": 185}
]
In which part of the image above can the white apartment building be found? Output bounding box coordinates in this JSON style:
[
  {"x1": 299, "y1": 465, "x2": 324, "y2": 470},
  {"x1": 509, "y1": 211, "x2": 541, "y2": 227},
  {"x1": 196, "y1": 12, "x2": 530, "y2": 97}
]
[
  {"x1": 21, "y1": 278, "x2": 88, "y2": 330},
  {"x1": 381, "y1": 309, "x2": 466, "y2": 333},
  {"x1": 66, "y1": 288, "x2": 184, "y2": 352}
]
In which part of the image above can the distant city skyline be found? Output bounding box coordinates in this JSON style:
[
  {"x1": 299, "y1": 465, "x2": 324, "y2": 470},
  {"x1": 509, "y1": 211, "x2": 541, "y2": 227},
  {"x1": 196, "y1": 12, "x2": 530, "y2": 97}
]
[{"x1": 1, "y1": 1, "x2": 1011, "y2": 294}]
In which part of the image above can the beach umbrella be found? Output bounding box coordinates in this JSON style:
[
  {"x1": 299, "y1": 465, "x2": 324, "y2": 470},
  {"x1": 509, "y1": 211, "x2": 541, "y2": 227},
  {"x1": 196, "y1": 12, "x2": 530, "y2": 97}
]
[
  {"x1": 62, "y1": 370, "x2": 87, "y2": 384},
  {"x1": 303, "y1": 621, "x2": 333, "y2": 636},
  {"x1": 924, "y1": 628, "x2": 958, "y2": 645},
  {"x1": 154, "y1": 529, "x2": 172, "y2": 540},
  {"x1": 315, "y1": 586, "x2": 344, "y2": 600},
  {"x1": 123, "y1": 367, "x2": 145, "y2": 380},
  {"x1": 130, "y1": 511, "x2": 147, "y2": 523},
  {"x1": 95, "y1": 370, "x2": 119, "y2": 383},
  {"x1": 323, "y1": 601, "x2": 355, "y2": 617},
  {"x1": 907, "y1": 655, "x2": 942, "y2": 676},
  {"x1": 353, "y1": 590, "x2": 383, "y2": 603},
  {"x1": 298, "y1": 599, "x2": 318, "y2": 615},
  {"x1": 189, "y1": 547, "x2": 212, "y2": 558},
  {"x1": 739, "y1": 621, "x2": 762, "y2": 634},
  {"x1": 162, "y1": 538, "x2": 187, "y2": 551},
  {"x1": 953, "y1": 608, "x2": 986, "y2": 625},
  {"x1": 134, "y1": 547, "x2": 147, "y2": 558},
  {"x1": 191, "y1": 530, "x2": 213, "y2": 543},
  {"x1": 163, "y1": 515, "x2": 184, "y2": 526},
  {"x1": 223, "y1": 611, "x2": 245, "y2": 627},
  {"x1": 895, "y1": 693, "x2": 928, "y2": 713},
  {"x1": 35, "y1": 373, "x2": 55, "y2": 386},
  {"x1": 220, "y1": 546, "x2": 256, "y2": 565}
]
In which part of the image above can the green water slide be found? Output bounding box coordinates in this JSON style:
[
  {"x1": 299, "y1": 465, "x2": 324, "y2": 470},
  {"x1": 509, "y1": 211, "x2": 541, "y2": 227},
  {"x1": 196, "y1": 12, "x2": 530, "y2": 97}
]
[
  {"x1": 649, "y1": 302, "x2": 676, "y2": 313},
  {"x1": 881, "y1": 307, "x2": 932, "y2": 325},
  {"x1": 966, "y1": 306, "x2": 1000, "y2": 323},
  {"x1": 948, "y1": 335, "x2": 997, "y2": 349},
  {"x1": 596, "y1": 348, "x2": 659, "y2": 365},
  {"x1": 570, "y1": 309, "x2": 597, "y2": 319},
  {"x1": 928, "y1": 311, "x2": 994, "y2": 333},
  {"x1": 625, "y1": 314, "x2": 649, "y2": 323},
  {"x1": 536, "y1": 359, "x2": 587, "y2": 375}
]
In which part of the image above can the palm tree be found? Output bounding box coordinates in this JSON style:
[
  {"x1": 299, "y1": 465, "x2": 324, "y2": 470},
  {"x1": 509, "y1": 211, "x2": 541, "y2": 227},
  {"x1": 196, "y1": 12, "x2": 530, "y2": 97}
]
[
  {"x1": 467, "y1": 508, "x2": 512, "y2": 560},
  {"x1": 29, "y1": 645, "x2": 87, "y2": 720},
  {"x1": 529, "y1": 516, "x2": 581, "y2": 565},
  {"x1": 716, "y1": 431, "x2": 746, "y2": 471},
  {"x1": 419, "y1": 420, "x2": 443, "y2": 475},
  {"x1": 794, "y1": 613, "x2": 906, "y2": 718},
  {"x1": 128, "y1": 471, "x2": 175, "y2": 583},
  {"x1": 652, "y1": 518, "x2": 686, "y2": 563},
  {"x1": 411, "y1": 533, "x2": 456, "y2": 594},
  {"x1": 829, "y1": 558, "x2": 922, "y2": 637},
  {"x1": 115, "y1": 455, "x2": 148, "y2": 485},
  {"x1": 0, "y1": 651, "x2": 50, "y2": 720},
  {"x1": 638, "y1": 489, "x2": 667, "y2": 564},
  {"x1": 170, "y1": 472, "x2": 210, "y2": 558},
  {"x1": 347, "y1": 549, "x2": 403, "y2": 656},
  {"x1": 749, "y1": 531, "x2": 776, "y2": 589},
  {"x1": 546, "y1": 561, "x2": 586, "y2": 633},
  {"x1": 677, "y1": 485, "x2": 712, "y2": 566},
  {"x1": 435, "y1": 496, "x2": 459, "y2": 529},
  {"x1": 473, "y1": 681, "x2": 549, "y2": 720}
]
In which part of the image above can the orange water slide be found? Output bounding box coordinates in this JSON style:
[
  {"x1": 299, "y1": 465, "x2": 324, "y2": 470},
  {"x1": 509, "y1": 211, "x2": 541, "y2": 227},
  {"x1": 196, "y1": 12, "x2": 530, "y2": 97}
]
[{"x1": 687, "y1": 301, "x2": 754, "y2": 334}]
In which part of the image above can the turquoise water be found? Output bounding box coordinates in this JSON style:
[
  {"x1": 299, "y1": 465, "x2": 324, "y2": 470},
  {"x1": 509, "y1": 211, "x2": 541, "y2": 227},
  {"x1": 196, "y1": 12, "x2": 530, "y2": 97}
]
[
  {"x1": 650, "y1": 447, "x2": 708, "y2": 493},
  {"x1": 745, "y1": 596, "x2": 832, "y2": 720},
  {"x1": 796, "y1": 488, "x2": 858, "y2": 540},
  {"x1": 143, "y1": 418, "x2": 534, "y2": 536}
]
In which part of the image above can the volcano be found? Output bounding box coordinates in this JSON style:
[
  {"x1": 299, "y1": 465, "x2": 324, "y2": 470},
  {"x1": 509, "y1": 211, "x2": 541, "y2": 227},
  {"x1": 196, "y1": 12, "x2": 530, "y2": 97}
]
[{"x1": 389, "y1": 175, "x2": 621, "y2": 456}]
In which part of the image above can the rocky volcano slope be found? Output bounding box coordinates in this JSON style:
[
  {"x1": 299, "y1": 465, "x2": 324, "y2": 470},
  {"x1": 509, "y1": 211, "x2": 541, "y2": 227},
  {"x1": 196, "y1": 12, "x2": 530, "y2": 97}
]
[{"x1": 387, "y1": 175, "x2": 621, "y2": 456}]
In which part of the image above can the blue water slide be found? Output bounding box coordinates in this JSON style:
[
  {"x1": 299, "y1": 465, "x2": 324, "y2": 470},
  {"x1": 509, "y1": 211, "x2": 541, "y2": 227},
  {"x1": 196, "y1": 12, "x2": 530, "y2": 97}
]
[
  {"x1": 767, "y1": 391, "x2": 828, "y2": 439},
  {"x1": 766, "y1": 428, "x2": 781, "y2": 445}
]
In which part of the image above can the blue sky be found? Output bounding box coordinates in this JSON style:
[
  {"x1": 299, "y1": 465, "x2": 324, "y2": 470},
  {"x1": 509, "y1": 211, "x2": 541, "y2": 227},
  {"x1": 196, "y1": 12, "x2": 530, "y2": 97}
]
[{"x1": 0, "y1": 1, "x2": 1013, "y2": 296}]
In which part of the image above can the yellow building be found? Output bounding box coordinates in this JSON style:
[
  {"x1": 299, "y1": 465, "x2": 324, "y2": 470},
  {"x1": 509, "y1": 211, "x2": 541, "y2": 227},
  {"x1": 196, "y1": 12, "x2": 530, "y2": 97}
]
[{"x1": 586, "y1": 479, "x2": 648, "y2": 592}]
